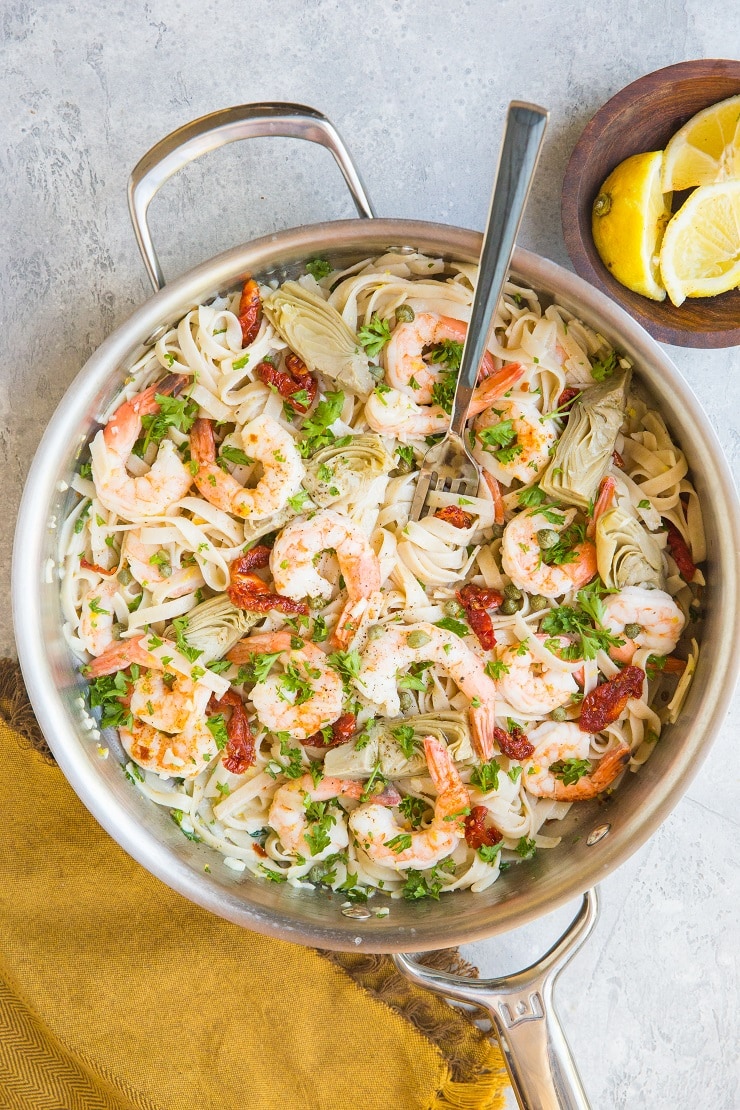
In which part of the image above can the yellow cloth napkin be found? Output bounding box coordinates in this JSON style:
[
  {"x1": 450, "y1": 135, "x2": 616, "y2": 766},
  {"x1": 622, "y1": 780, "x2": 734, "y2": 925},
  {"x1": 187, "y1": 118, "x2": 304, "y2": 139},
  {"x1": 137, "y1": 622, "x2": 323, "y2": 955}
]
[{"x1": 0, "y1": 663, "x2": 510, "y2": 1110}]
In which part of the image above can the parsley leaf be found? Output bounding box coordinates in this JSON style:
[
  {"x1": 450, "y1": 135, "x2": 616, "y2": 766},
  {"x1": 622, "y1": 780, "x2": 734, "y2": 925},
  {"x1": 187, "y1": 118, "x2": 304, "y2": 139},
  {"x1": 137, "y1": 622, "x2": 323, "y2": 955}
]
[
  {"x1": 590, "y1": 349, "x2": 618, "y2": 382},
  {"x1": 398, "y1": 795, "x2": 427, "y2": 829},
  {"x1": 305, "y1": 258, "x2": 333, "y2": 281},
  {"x1": 206, "y1": 714, "x2": 229, "y2": 750},
  {"x1": 171, "y1": 615, "x2": 202, "y2": 663},
  {"x1": 434, "y1": 616, "x2": 469, "y2": 638},
  {"x1": 357, "y1": 314, "x2": 392, "y2": 358},
  {"x1": 219, "y1": 445, "x2": 254, "y2": 467},
  {"x1": 552, "y1": 758, "x2": 592, "y2": 786},
  {"x1": 298, "y1": 391, "x2": 346, "y2": 457},
  {"x1": 470, "y1": 758, "x2": 501, "y2": 793},
  {"x1": 391, "y1": 724, "x2": 418, "y2": 759}
]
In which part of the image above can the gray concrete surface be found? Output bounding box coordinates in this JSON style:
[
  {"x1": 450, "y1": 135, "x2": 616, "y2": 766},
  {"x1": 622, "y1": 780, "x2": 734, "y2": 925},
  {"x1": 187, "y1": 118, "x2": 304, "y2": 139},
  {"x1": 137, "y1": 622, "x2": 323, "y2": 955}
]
[{"x1": 2, "y1": 2, "x2": 738, "y2": 1106}]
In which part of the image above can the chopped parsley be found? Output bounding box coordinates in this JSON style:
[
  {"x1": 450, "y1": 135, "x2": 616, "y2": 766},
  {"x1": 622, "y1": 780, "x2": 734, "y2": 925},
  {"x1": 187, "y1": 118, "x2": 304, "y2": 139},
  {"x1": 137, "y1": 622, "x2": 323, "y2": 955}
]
[
  {"x1": 391, "y1": 724, "x2": 418, "y2": 759},
  {"x1": 170, "y1": 809, "x2": 201, "y2": 842},
  {"x1": 303, "y1": 799, "x2": 337, "y2": 855},
  {"x1": 171, "y1": 615, "x2": 202, "y2": 663},
  {"x1": 287, "y1": 488, "x2": 311, "y2": 513},
  {"x1": 219, "y1": 444, "x2": 254, "y2": 467},
  {"x1": 478, "y1": 843, "x2": 502, "y2": 864},
  {"x1": 386, "y1": 833, "x2": 413, "y2": 853},
  {"x1": 206, "y1": 714, "x2": 229, "y2": 750},
  {"x1": 398, "y1": 795, "x2": 428, "y2": 829},
  {"x1": 540, "y1": 579, "x2": 623, "y2": 660},
  {"x1": 327, "y1": 649, "x2": 361, "y2": 687},
  {"x1": 590, "y1": 349, "x2": 618, "y2": 382},
  {"x1": 515, "y1": 837, "x2": 537, "y2": 859},
  {"x1": 395, "y1": 444, "x2": 415, "y2": 469},
  {"x1": 136, "y1": 391, "x2": 198, "y2": 457},
  {"x1": 298, "y1": 390, "x2": 347, "y2": 457},
  {"x1": 470, "y1": 758, "x2": 501, "y2": 793},
  {"x1": 428, "y1": 339, "x2": 463, "y2": 414},
  {"x1": 357, "y1": 314, "x2": 392, "y2": 358},
  {"x1": 552, "y1": 758, "x2": 592, "y2": 786},
  {"x1": 87, "y1": 669, "x2": 136, "y2": 729},
  {"x1": 397, "y1": 660, "x2": 433, "y2": 691},
  {"x1": 236, "y1": 651, "x2": 282, "y2": 685},
  {"x1": 434, "y1": 616, "x2": 469, "y2": 638},
  {"x1": 485, "y1": 659, "x2": 510, "y2": 680},
  {"x1": 402, "y1": 858, "x2": 456, "y2": 900},
  {"x1": 305, "y1": 258, "x2": 333, "y2": 281},
  {"x1": 517, "y1": 484, "x2": 547, "y2": 508}
]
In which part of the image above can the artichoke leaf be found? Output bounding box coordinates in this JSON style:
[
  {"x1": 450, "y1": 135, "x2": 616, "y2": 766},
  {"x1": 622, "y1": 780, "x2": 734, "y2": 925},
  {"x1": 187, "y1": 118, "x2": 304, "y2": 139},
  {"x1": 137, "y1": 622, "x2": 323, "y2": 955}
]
[
  {"x1": 303, "y1": 433, "x2": 393, "y2": 507},
  {"x1": 596, "y1": 504, "x2": 665, "y2": 590},
  {"x1": 167, "y1": 594, "x2": 261, "y2": 664},
  {"x1": 540, "y1": 369, "x2": 631, "y2": 510},
  {"x1": 374, "y1": 710, "x2": 473, "y2": 778},
  {"x1": 263, "y1": 281, "x2": 374, "y2": 399},
  {"x1": 323, "y1": 734, "x2": 379, "y2": 778}
]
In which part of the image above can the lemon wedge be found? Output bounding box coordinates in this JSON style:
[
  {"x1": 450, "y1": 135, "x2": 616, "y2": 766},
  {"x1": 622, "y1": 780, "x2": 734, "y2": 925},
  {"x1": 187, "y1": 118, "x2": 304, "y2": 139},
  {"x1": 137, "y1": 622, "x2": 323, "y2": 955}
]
[
  {"x1": 662, "y1": 94, "x2": 740, "y2": 191},
  {"x1": 659, "y1": 180, "x2": 740, "y2": 306},
  {"x1": 591, "y1": 151, "x2": 672, "y2": 301}
]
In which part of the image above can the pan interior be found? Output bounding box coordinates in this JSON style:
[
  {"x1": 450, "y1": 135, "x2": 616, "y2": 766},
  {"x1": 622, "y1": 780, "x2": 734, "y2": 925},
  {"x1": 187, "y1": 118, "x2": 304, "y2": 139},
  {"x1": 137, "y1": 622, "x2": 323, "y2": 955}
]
[{"x1": 15, "y1": 220, "x2": 739, "y2": 951}]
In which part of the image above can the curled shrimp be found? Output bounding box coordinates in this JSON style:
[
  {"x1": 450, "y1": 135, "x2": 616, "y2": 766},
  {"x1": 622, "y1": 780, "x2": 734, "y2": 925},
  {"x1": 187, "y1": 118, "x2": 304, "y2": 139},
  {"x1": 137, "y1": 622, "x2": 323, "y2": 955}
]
[
  {"x1": 189, "y1": 413, "x2": 304, "y2": 519},
  {"x1": 356, "y1": 622, "x2": 497, "y2": 759},
  {"x1": 522, "y1": 721, "x2": 630, "y2": 801},
  {"x1": 384, "y1": 313, "x2": 497, "y2": 402},
  {"x1": 269, "y1": 773, "x2": 400, "y2": 858},
  {"x1": 78, "y1": 578, "x2": 121, "y2": 657},
  {"x1": 501, "y1": 507, "x2": 597, "y2": 599},
  {"x1": 122, "y1": 671, "x2": 217, "y2": 780},
  {"x1": 474, "y1": 397, "x2": 558, "y2": 485},
  {"x1": 83, "y1": 633, "x2": 161, "y2": 677},
  {"x1": 601, "y1": 586, "x2": 686, "y2": 663},
  {"x1": 364, "y1": 364, "x2": 524, "y2": 442},
  {"x1": 495, "y1": 638, "x2": 579, "y2": 716},
  {"x1": 349, "y1": 735, "x2": 469, "y2": 870},
  {"x1": 226, "y1": 630, "x2": 344, "y2": 740},
  {"x1": 124, "y1": 531, "x2": 204, "y2": 601},
  {"x1": 89, "y1": 373, "x2": 193, "y2": 519},
  {"x1": 270, "y1": 509, "x2": 381, "y2": 646}
]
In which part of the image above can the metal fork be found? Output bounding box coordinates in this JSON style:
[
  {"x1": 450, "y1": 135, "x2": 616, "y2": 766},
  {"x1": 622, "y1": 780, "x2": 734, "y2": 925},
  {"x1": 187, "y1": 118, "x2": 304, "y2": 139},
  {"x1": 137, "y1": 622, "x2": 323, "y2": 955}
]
[{"x1": 409, "y1": 101, "x2": 549, "y2": 521}]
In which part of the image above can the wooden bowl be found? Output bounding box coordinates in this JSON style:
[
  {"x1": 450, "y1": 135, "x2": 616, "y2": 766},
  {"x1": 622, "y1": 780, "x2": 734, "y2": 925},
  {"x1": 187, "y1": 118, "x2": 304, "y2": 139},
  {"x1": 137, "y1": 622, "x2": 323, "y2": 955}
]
[{"x1": 562, "y1": 59, "x2": 740, "y2": 348}]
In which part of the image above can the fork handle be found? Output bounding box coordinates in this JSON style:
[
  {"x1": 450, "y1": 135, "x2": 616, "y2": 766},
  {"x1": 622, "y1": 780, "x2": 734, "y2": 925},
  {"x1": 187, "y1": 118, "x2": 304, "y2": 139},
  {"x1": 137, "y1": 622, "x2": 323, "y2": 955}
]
[{"x1": 449, "y1": 102, "x2": 549, "y2": 440}]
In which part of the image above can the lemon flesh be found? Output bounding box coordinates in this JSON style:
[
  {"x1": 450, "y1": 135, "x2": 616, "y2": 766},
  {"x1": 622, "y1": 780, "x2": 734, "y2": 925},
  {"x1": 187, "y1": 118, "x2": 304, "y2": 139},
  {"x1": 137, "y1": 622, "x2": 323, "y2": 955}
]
[
  {"x1": 662, "y1": 94, "x2": 740, "y2": 191},
  {"x1": 591, "y1": 151, "x2": 672, "y2": 301},
  {"x1": 659, "y1": 180, "x2": 740, "y2": 306}
]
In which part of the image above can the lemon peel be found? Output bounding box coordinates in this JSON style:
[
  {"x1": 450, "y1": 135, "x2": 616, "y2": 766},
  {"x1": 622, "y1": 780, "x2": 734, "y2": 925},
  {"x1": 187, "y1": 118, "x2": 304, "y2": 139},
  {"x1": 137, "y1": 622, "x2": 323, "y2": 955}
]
[
  {"x1": 662, "y1": 94, "x2": 740, "y2": 191},
  {"x1": 659, "y1": 179, "x2": 740, "y2": 307}
]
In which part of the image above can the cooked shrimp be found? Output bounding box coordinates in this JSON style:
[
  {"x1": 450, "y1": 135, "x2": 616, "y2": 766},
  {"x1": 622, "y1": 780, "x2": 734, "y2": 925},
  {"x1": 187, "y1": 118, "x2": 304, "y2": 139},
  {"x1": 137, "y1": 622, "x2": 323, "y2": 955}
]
[
  {"x1": 189, "y1": 413, "x2": 304, "y2": 519},
  {"x1": 78, "y1": 579, "x2": 119, "y2": 657},
  {"x1": 124, "y1": 531, "x2": 204, "y2": 600},
  {"x1": 121, "y1": 673, "x2": 216, "y2": 780},
  {"x1": 227, "y1": 630, "x2": 344, "y2": 740},
  {"x1": 522, "y1": 721, "x2": 630, "y2": 801},
  {"x1": 385, "y1": 313, "x2": 497, "y2": 402},
  {"x1": 270, "y1": 510, "x2": 381, "y2": 644},
  {"x1": 474, "y1": 398, "x2": 558, "y2": 485},
  {"x1": 364, "y1": 364, "x2": 524, "y2": 442},
  {"x1": 601, "y1": 586, "x2": 685, "y2": 663},
  {"x1": 269, "y1": 773, "x2": 400, "y2": 857},
  {"x1": 83, "y1": 633, "x2": 161, "y2": 677},
  {"x1": 349, "y1": 735, "x2": 469, "y2": 869},
  {"x1": 357, "y1": 622, "x2": 497, "y2": 758},
  {"x1": 89, "y1": 374, "x2": 193, "y2": 519},
  {"x1": 495, "y1": 638, "x2": 579, "y2": 716},
  {"x1": 501, "y1": 507, "x2": 596, "y2": 598}
]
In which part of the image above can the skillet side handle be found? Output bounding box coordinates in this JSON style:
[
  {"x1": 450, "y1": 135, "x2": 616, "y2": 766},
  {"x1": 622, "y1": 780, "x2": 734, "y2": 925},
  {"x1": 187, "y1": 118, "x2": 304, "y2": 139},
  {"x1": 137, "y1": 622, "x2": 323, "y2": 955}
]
[
  {"x1": 392, "y1": 889, "x2": 599, "y2": 1110},
  {"x1": 128, "y1": 102, "x2": 376, "y2": 292}
]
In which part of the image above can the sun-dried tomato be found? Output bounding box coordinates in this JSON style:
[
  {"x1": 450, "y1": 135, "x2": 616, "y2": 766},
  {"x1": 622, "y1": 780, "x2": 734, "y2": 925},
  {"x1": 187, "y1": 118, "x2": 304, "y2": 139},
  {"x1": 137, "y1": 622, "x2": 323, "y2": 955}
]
[
  {"x1": 238, "y1": 544, "x2": 272, "y2": 571},
  {"x1": 207, "y1": 688, "x2": 256, "y2": 774},
  {"x1": 255, "y1": 354, "x2": 318, "y2": 414},
  {"x1": 227, "y1": 555, "x2": 308, "y2": 616},
  {"x1": 456, "y1": 583, "x2": 503, "y2": 651},
  {"x1": 557, "y1": 387, "x2": 581, "y2": 417},
  {"x1": 494, "y1": 724, "x2": 534, "y2": 760},
  {"x1": 664, "y1": 521, "x2": 696, "y2": 582},
  {"x1": 612, "y1": 450, "x2": 625, "y2": 469},
  {"x1": 305, "y1": 712, "x2": 356, "y2": 749},
  {"x1": 434, "y1": 505, "x2": 475, "y2": 529},
  {"x1": 238, "y1": 278, "x2": 262, "y2": 347},
  {"x1": 464, "y1": 805, "x2": 503, "y2": 850},
  {"x1": 578, "y1": 666, "x2": 645, "y2": 733}
]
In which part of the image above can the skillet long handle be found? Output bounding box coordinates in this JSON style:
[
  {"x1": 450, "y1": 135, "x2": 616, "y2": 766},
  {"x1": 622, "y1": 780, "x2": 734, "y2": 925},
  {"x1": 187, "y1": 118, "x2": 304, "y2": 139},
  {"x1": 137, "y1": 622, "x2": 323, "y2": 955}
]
[
  {"x1": 128, "y1": 102, "x2": 376, "y2": 292},
  {"x1": 393, "y1": 889, "x2": 599, "y2": 1110}
]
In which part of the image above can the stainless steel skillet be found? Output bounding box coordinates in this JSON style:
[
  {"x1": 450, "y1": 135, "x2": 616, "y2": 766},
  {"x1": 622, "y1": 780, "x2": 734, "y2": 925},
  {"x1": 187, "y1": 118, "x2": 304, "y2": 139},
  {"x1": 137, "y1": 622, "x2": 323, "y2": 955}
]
[{"x1": 13, "y1": 104, "x2": 740, "y2": 1110}]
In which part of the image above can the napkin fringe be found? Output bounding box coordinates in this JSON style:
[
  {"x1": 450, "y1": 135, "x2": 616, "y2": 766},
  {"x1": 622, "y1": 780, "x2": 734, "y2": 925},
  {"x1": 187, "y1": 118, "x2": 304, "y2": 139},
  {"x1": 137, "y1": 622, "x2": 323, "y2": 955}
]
[{"x1": 0, "y1": 658, "x2": 53, "y2": 762}]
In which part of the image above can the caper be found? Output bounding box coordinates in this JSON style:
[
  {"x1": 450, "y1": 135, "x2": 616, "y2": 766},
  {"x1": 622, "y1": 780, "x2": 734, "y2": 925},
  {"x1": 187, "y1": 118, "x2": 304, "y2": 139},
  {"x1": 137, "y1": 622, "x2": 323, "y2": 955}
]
[
  {"x1": 500, "y1": 598, "x2": 519, "y2": 616},
  {"x1": 399, "y1": 690, "x2": 416, "y2": 713},
  {"x1": 117, "y1": 567, "x2": 133, "y2": 586},
  {"x1": 536, "y1": 528, "x2": 560, "y2": 550},
  {"x1": 407, "y1": 630, "x2": 432, "y2": 649},
  {"x1": 395, "y1": 303, "x2": 415, "y2": 323},
  {"x1": 367, "y1": 624, "x2": 386, "y2": 641},
  {"x1": 593, "y1": 192, "x2": 612, "y2": 217},
  {"x1": 529, "y1": 594, "x2": 548, "y2": 612},
  {"x1": 624, "y1": 623, "x2": 642, "y2": 639},
  {"x1": 551, "y1": 706, "x2": 568, "y2": 722},
  {"x1": 309, "y1": 864, "x2": 330, "y2": 885},
  {"x1": 368, "y1": 362, "x2": 384, "y2": 380},
  {"x1": 443, "y1": 599, "x2": 465, "y2": 619},
  {"x1": 503, "y1": 584, "x2": 522, "y2": 601}
]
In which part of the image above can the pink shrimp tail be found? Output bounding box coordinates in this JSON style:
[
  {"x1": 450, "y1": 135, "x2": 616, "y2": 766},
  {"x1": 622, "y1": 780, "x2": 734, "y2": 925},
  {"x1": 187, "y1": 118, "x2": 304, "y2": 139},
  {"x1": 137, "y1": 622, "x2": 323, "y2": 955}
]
[
  {"x1": 481, "y1": 470, "x2": 505, "y2": 526},
  {"x1": 587, "y1": 475, "x2": 618, "y2": 539},
  {"x1": 132, "y1": 373, "x2": 189, "y2": 417},
  {"x1": 83, "y1": 634, "x2": 159, "y2": 677},
  {"x1": 469, "y1": 362, "x2": 526, "y2": 417},
  {"x1": 469, "y1": 704, "x2": 496, "y2": 761}
]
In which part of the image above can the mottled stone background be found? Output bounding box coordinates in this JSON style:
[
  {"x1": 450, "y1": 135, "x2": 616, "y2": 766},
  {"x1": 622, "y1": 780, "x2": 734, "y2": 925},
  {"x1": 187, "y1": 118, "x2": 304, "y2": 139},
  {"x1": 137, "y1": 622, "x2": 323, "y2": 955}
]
[{"x1": 2, "y1": 2, "x2": 738, "y2": 1106}]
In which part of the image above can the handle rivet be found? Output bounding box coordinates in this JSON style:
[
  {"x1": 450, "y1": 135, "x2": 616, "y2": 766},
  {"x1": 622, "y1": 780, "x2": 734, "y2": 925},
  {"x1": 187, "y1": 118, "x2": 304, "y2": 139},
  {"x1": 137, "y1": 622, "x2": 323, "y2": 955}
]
[
  {"x1": 144, "y1": 324, "x2": 169, "y2": 346},
  {"x1": 586, "y1": 823, "x2": 611, "y2": 846},
  {"x1": 384, "y1": 244, "x2": 417, "y2": 254},
  {"x1": 342, "y1": 904, "x2": 372, "y2": 920}
]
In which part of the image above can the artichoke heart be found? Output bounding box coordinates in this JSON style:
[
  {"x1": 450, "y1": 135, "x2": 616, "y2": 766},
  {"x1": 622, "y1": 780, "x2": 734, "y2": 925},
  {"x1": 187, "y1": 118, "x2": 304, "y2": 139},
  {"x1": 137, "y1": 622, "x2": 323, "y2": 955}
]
[
  {"x1": 167, "y1": 594, "x2": 261, "y2": 664},
  {"x1": 263, "y1": 281, "x2": 374, "y2": 399},
  {"x1": 596, "y1": 504, "x2": 665, "y2": 590},
  {"x1": 540, "y1": 369, "x2": 631, "y2": 510},
  {"x1": 322, "y1": 709, "x2": 472, "y2": 780},
  {"x1": 303, "y1": 433, "x2": 393, "y2": 507}
]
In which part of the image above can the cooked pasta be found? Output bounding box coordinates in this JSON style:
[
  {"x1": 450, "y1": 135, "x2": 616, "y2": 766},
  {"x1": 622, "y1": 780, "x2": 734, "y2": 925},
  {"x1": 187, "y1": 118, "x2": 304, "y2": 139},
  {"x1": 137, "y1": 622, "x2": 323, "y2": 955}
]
[{"x1": 63, "y1": 250, "x2": 704, "y2": 903}]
